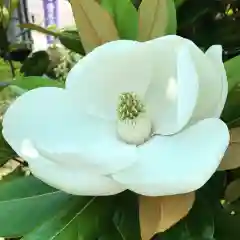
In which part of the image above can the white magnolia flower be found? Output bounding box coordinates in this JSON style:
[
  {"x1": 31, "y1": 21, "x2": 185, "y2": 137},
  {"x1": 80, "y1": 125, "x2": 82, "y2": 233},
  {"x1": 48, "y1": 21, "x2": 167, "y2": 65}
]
[{"x1": 2, "y1": 35, "x2": 230, "y2": 196}]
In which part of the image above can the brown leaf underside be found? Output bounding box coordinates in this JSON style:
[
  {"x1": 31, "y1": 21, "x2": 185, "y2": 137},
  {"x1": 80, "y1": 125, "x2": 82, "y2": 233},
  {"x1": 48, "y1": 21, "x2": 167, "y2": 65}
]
[
  {"x1": 138, "y1": 0, "x2": 167, "y2": 41},
  {"x1": 219, "y1": 127, "x2": 240, "y2": 170},
  {"x1": 139, "y1": 192, "x2": 195, "y2": 240},
  {"x1": 69, "y1": 0, "x2": 119, "y2": 53}
]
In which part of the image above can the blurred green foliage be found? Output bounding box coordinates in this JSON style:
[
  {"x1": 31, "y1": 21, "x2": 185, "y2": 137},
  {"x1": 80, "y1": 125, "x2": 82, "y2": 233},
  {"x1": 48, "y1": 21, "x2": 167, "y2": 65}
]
[
  {"x1": 177, "y1": 0, "x2": 240, "y2": 60},
  {"x1": 132, "y1": 0, "x2": 240, "y2": 60}
]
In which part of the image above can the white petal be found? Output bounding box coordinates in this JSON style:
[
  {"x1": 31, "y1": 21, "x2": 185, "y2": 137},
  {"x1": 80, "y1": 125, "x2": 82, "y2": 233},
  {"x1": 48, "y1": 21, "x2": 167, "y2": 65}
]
[
  {"x1": 190, "y1": 45, "x2": 227, "y2": 121},
  {"x1": 144, "y1": 43, "x2": 198, "y2": 135},
  {"x1": 34, "y1": 116, "x2": 137, "y2": 175},
  {"x1": 112, "y1": 118, "x2": 230, "y2": 196},
  {"x1": 66, "y1": 40, "x2": 152, "y2": 120},
  {"x1": 205, "y1": 45, "x2": 222, "y2": 63},
  {"x1": 28, "y1": 154, "x2": 124, "y2": 196},
  {"x1": 144, "y1": 36, "x2": 227, "y2": 123},
  {"x1": 3, "y1": 87, "x2": 137, "y2": 175},
  {"x1": 205, "y1": 45, "x2": 228, "y2": 118},
  {"x1": 3, "y1": 87, "x2": 75, "y2": 156}
]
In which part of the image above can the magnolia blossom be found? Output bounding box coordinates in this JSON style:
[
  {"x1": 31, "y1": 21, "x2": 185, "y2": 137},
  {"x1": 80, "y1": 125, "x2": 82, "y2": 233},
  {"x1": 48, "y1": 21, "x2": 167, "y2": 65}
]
[{"x1": 2, "y1": 35, "x2": 230, "y2": 196}]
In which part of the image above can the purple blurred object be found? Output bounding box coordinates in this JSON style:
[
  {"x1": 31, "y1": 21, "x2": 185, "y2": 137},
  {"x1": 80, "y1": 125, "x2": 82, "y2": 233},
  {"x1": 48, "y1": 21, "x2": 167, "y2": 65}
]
[{"x1": 42, "y1": 0, "x2": 59, "y2": 44}]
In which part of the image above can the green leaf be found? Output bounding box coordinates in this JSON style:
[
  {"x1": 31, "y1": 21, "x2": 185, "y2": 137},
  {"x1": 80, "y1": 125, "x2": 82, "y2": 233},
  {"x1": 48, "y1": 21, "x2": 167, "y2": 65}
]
[
  {"x1": 98, "y1": 225, "x2": 126, "y2": 240},
  {"x1": 165, "y1": 0, "x2": 177, "y2": 35},
  {"x1": 22, "y1": 192, "x2": 141, "y2": 240},
  {"x1": 23, "y1": 196, "x2": 117, "y2": 239},
  {"x1": 101, "y1": 0, "x2": 138, "y2": 40},
  {"x1": 158, "y1": 194, "x2": 215, "y2": 240},
  {"x1": 19, "y1": 24, "x2": 85, "y2": 55},
  {"x1": 224, "y1": 55, "x2": 240, "y2": 92},
  {"x1": 0, "y1": 124, "x2": 16, "y2": 166},
  {"x1": 22, "y1": 197, "x2": 94, "y2": 240},
  {"x1": 0, "y1": 147, "x2": 16, "y2": 166},
  {"x1": 0, "y1": 176, "x2": 73, "y2": 237},
  {"x1": 214, "y1": 210, "x2": 240, "y2": 240},
  {"x1": 225, "y1": 179, "x2": 240, "y2": 203},
  {"x1": 186, "y1": 194, "x2": 214, "y2": 239},
  {"x1": 20, "y1": 51, "x2": 50, "y2": 77},
  {"x1": 174, "y1": 0, "x2": 188, "y2": 8},
  {"x1": 8, "y1": 85, "x2": 27, "y2": 95},
  {"x1": 0, "y1": 60, "x2": 15, "y2": 82},
  {"x1": 221, "y1": 85, "x2": 240, "y2": 127},
  {"x1": 19, "y1": 23, "x2": 60, "y2": 38},
  {"x1": 59, "y1": 30, "x2": 85, "y2": 55},
  {"x1": 12, "y1": 76, "x2": 64, "y2": 90},
  {"x1": 113, "y1": 191, "x2": 140, "y2": 239}
]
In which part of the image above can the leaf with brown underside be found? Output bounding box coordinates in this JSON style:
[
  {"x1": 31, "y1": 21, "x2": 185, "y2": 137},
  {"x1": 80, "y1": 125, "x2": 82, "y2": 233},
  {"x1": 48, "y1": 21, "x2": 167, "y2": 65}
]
[
  {"x1": 225, "y1": 179, "x2": 240, "y2": 203},
  {"x1": 69, "y1": 0, "x2": 119, "y2": 53},
  {"x1": 138, "y1": 0, "x2": 176, "y2": 41},
  {"x1": 139, "y1": 192, "x2": 195, "y2": 240},
  {"x1": 138, "y1": 0, "x2": 167, "y2": 41},
  {"x1": 218, "y1": 127, "x2": 240, "y2": 170}
]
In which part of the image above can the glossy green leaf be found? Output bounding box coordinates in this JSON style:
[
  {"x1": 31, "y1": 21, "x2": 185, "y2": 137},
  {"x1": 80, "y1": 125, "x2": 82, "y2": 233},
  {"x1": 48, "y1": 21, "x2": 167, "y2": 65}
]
[
  {"x1": 0, "y1": 176, "x2": 72, "y2": 237},
  {"x1": 8, "y1": 85, "x2": 27, "y2": 95},
  {"x1": 113, "y1": 191, "x2": 140, "y2": 239},
  {"x1": 22, "y1": 197, "x2": 94, "y2": 240},
  {"x1": 101, "y1": 0, "x2": 138, "y2": 40},
  {"x1": 224, "y1": 55, "x2": 240, "y2": 92},
  {"x1": 12, "y1": 76, "x2": 64, "y2": 91},
  {"x1": 221, "y1": 85, "x2": 240, "y2": 128},
  {"x1": 165, "y1": 0, "x2": 177, "y2": 35},
  {"x1": 59, "y1": 30, "x2": 85, "y2": 55},
  {"x1": 23, "y1": 195, "x2": 118, "y2": 239}
]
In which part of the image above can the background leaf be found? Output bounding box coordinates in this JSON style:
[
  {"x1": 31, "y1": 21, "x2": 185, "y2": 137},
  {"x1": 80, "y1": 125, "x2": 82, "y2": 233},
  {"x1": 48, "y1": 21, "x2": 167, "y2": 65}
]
[
  {"x1": 22, "y1": 193, "x2": 139, "y2": 240},
  {"x1": 101, "y1": 0, "x2": 138, "y2": 40},
  {"x1": 22, "y1": 197, "x2": 96, "y2": 240},
  {"x1": 156, "y1": 173, "x2": 226, "y2": 240},
  {"x1": 0, "y1": 176, "x2": 73, "y2": 237},
  {"x1": 221, "y1": 86, "x2": 240, "y2": 128},
  {"x1": 225, "y1": 179, "x2": 240, "y2": 203},
  {"x1": 0, "y1": 124, "x2": 16, "y2": 167},
  {"x1": 69, "y1": 0, "x2": 119, "y2": 53},
  {"x1": 138, "y1": 0, "x2": 177, "y2": 41},
  {"x1": 12, "y1": 76, "x2": 64, "y2": 90},
  {"x1": 20, "y1": 51, "x2": 50, "y2": 77},
  {"x1": 59, "y1": 30, "x2": 85, "y2": 55},
  {"x1": 224, "y1": 55, "x2": 240, "y2": 92},
  {"x1": 112, "y1": 191, "x2": 140, "y2": 240},
  {"x1": 140, "y1": 192, "x2": 194, "y2": 240},
  {"x1": 19, "y1": 23, "x2": 59, "y2": 38}
]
